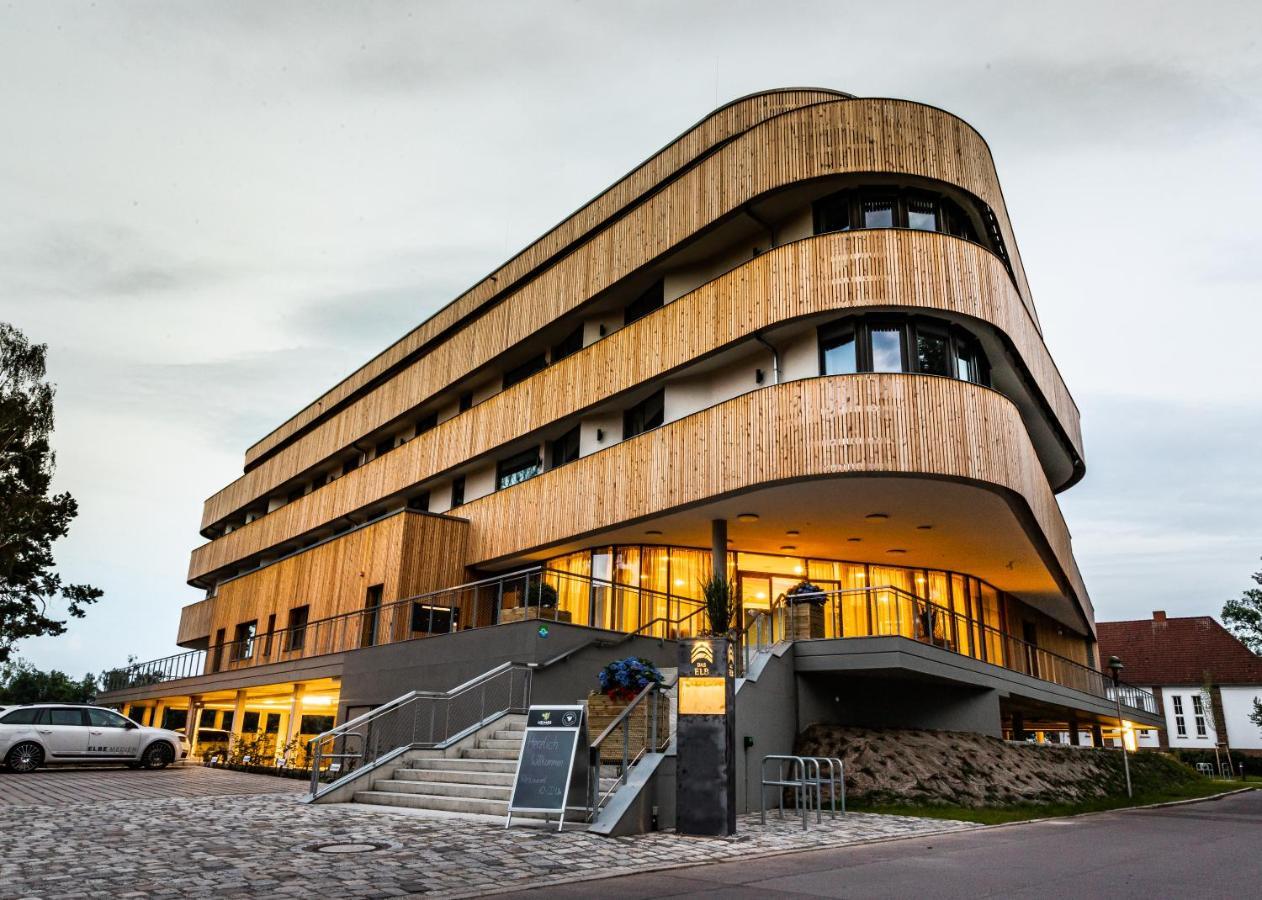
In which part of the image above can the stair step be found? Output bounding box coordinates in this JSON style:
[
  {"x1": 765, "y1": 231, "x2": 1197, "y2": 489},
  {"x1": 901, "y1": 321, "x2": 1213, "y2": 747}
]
[
  {"x1": 407, "y1": 757, "x2": 518, "y2": 773},
  {"x1": 479, "y1": 738, "x2": 523, "y2": 750},
  {"x1": 463, "y1": 748, "x2": 520, "y2": 760},
  {"x1": 372, "y1": 779, "x2": 512, "y2": 801},
  {"x1": 353, "y1": 790, "x2": 513, "y2": 817},
  {"x1": 491, "y1": 730, "x2": 524, "y2": 741},
  {"x1": 392, "y1": 767, "x2": 515, "y2": 786},
  {"x1": 498, "y1": 721, "x2": 526, "y2": 732}
]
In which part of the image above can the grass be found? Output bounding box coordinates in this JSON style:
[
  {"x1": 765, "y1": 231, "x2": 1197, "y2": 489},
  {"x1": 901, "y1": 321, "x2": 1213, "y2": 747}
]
[{"x1": 849, "y1": 779, "x2": 1249, "y2": 825}]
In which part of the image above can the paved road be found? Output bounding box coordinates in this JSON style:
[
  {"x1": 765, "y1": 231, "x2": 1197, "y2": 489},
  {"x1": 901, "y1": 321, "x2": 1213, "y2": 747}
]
[
  {"x1": 498, "y1": 791, "x2": 1262, "y2": 900},
  {"x1": 0, "y1": 762, "x2": 305, "y2": 806}
]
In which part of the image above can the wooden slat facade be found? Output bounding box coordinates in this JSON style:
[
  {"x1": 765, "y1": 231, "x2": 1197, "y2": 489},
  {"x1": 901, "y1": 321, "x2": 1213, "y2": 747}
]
[
  {"x1": 188, "y1": 229, "x2": 1080, "y2": 585},
  {"x1": 202, "y1": 98, "x2": 1047, "y2": 534}
]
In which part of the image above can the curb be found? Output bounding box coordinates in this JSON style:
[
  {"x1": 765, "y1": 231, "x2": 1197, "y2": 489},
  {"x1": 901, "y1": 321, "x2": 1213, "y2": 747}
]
[{"x1": 977, "y1": 785, "x2": 1257, "y2": 830}]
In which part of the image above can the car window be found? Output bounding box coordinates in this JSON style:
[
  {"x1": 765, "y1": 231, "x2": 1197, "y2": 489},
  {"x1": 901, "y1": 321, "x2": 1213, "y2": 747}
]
[
  {"x1": 86, "y1": 708, "x2": 130, "y2": 728},
  {"x1": 49, "y1": 708, "x2": 86, "y2": 727},
  {"x1": 0, "y1": 708, "x2": 45, "y2": 725}
]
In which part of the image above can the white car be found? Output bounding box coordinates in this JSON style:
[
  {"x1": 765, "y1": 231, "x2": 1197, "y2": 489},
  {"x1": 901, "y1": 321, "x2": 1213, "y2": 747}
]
[{"x1": 0, "y1": 704, "x2": 189, "y2": 773}]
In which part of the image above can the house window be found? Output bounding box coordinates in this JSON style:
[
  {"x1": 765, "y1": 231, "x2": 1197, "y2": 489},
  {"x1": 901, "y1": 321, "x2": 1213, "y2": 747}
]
[
  {"x1": 450, "y1": 475, "x2": 466, "y2": 508},
  {"x1": 817, "y1": 315, "x2": 990, "y2": 387},
  {"x1": 624, "y1": 280, "x2": 664, "y2": 326},
  {"x1": 342, "y1": 453, "x2": 361, "y2": 475},
  {"x1": 411, "y1": 603, "x2": 454, "y2": 634},
  {"x1": 407, "y1": 492, "x2": 430, "y2": 512},
  {"x1": 231, "y1": 620, "x2": 257, "y2": 661},
  {"x1": 550, "y1": 425, "x2": 581, "y2": 469},
  {"x1": 375, "y1": 436, "x2": 395, "y2": 459},
  {"x1": 551, "y1": 325, "x2": 584, "y2": 363},
  {"x1": 906, "y1": 195, "x2": 938, "y2": 231},
  {"x1": 1172, "y1": 695, "x2": 1187, "y2": 738},
  {"x1": 414, "y1": 412, "x2": 438, "y2": 436},
  {"x1": 262, "y1": 614, "x2": 276, "y2": 657},
  {"x1": 623, "y1": 389, "x2": 665, "y2": 440},
  {"x1": 915, "y1": 329, "x2": 951, "y2": 377},
  {"x1": 1191, "y1": 694, "x2": 1208, "y2": 737},
  {"x1": 286, "y1": 485, "x2": 305, "y2": 504},
  {"x1": 286, "y1": 605, "x2": 310, "y2": 652},
  {"x1": 211, "y1": 628, "x2": 226, "y2": 673},
  {"x1": 458, "y1": 391, "x2": 473, "y2": 413},
  {"x1": 502, "y1": 353, "x2": 547, "y2": 390},
  {"x1": 869, "y1": 322, "x2": 905, "y2": 373},
  {"x1": 497, "y1": 447, "x2": 542, "y2": 490},
  {"x1": 360, "y1": 585, "x2": 383, "y2": 648},
  {"x1": 861, "y1": 197, "x2": 895, "y2": 229},
  {"x1": 820, "y1": 328, "x2": 857, "y2": 376}
]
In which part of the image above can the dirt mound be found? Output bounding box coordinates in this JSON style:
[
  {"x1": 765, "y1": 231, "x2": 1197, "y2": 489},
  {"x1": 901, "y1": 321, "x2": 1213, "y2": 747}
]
[{"x1": 796, "y1": 725, "x2": 1199, "y2": 807}]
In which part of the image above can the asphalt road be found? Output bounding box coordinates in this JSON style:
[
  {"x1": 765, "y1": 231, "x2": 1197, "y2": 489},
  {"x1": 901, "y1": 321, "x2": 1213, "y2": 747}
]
[{"x1": 498, "y1": 790, "x2": 1262, "y2": 899}]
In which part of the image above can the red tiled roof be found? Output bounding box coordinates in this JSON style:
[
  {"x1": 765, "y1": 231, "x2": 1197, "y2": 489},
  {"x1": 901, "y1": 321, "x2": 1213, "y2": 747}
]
[{"x1": 1097, "y1": 614, "x2": 1262, "y2": 686}]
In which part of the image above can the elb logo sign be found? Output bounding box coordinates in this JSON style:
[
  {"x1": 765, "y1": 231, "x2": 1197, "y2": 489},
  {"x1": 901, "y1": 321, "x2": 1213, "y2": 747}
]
[{"x1": 689, "y1": 640, "x2": 715, "y2": 674}]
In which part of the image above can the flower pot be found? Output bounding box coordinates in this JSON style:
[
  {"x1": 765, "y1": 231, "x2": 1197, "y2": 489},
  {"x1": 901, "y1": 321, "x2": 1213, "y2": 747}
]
[
  {"x1": 499, "y1": 606, "x2": 573, "y2": 625},
  {"x1": 787, "y1": 602, "x2": 825, "y2": 640},
  {"x1": 587, "y1": 691, "x2": 670, "y2": 763}
]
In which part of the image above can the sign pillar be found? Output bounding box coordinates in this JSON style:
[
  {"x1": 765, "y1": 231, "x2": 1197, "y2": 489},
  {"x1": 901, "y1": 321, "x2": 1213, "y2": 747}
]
[{"x1": 676, "y1": 637, "x2": 736, "y2": 835}]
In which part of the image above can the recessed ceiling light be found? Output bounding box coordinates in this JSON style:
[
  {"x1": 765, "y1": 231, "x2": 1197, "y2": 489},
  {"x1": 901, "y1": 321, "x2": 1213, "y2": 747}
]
[
  {"x1": 917, "y1": 524, "x2": 933, "y2": 530},
  {"x1": 645, "y1": 529, "x2": 662, "y2": 536},
  {"x1": 780, "y1": 545, "x2": 796, "y2": 551},
  {"x1": 736, "y1": 513, "x2": 759, "y2": 523},
  {"x1": 785, "y1": 529, "x2": 800, "y2": 536},
  {"x1": 886, "y1": 548, "x2": 907, "y2": 554},
  {"x1": 847, "y1": 537, "x2": 862, "y2": 542},
  {"x1": 865, "y1": 513, "x2": 889, "y2": 520}
]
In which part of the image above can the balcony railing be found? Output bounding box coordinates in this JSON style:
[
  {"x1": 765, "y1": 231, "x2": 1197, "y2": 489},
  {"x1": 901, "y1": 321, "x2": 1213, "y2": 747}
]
[
  {"x1": 741, "y1": 585, "x2": 1159, "y2": 716},
  {"x1": 101, "y1": 567, "x2": 705, "y2": 693}
]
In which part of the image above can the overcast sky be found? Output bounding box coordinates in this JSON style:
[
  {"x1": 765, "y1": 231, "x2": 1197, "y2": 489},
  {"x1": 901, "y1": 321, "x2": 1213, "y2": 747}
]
[{"x1": 3, "y1": 1, "x2": 1260, "y2": 677}]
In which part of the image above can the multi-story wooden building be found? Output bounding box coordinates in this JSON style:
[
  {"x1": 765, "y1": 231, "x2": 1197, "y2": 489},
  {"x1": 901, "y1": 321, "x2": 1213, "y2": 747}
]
[{"x1": 99, "y1": 89, "x2": 1160, "y2": 762}]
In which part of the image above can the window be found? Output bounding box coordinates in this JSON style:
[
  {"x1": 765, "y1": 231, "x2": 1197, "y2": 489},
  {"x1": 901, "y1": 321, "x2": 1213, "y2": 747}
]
[
  {"x1": 821, "y1": 327, "x2": 857, "y2": 376},
  {"x1": 450, "y1": 475, "x2": 466, "y2": 508},
  {"x1": 231, "y1": 620, "x2": 257, "y2": 661},
  {"x1": 869, "y1": 323, "x2": 905, "y2": 372},
  {"x1": 242, "y1": 711, "x2": 260, "y2": 733},
  {"x1": 411, "y1": 603, "x2": 454, "y2": 634},
  {"x1": 286, "y1": 485, "x2": 305, "y2": 504},
  {"x1": 87, "y1": 708, "x2": 129, "y2": 728},
  {"x1": 342, "y1": 453, "x2": 361, "y2": 476},
  {"x1": 916, "y1": 329, "x2": 951, "y2": 376},
  {"x1": 550, "y1": 426, "x2": 581, "y2": 469},
  {"x1": 310, "y1": 472, "x2": 326, "y2": 491},
  {"x1": 862, "y1": 197, "x2": 895, "y2": 229},
  {"x1": 407, "y1": 491, "x2": 430, "y2": 512},
  {"x1": 497, "y1": 447, "x2": 542, "y2": 490},
  {"x1": 49, "y1": 708, "x2": 85, "y2": 726},
  {"x1": 211, "y1": 628, "x2": 226, "y2": 673},
  {"x1": 360, "y1": 584, "x2": 383, "y2": 648},
  {"x1": 199, "y1": 708, "x2": 217, "y2": 728},
  {"x1": 623, "y1": 389, "x2": 665, "y2": 439},
  {"x1": 503, "y1": 353, "x2": 547, "y2": 390},
  {"x1": 551, "y1": 325, "x2": 584, "y2": 363},
  {"x1": 458, "y1": 391, "x2": 473, "y2": 413},
  {"x1": 0, "y1": 707, "x2": 45, "y2": 725},
  {"x1": 906, "y1": 195, "x2": 938, "y2": 231},
  {"x1": 286, "y1": 605, "x2": 310, "y2": 652},
  {"x1": 1173, "y1": 695, "x2": 1187, "y2": 738},
  {"x1": 813, "y1": 185, "x2": 993, "y2": 259},
  {"x1": 1192, "y1": 694, "x2": 1208, "y2": 737},
  {"x1": 300, "y1": 715, "x2": 334, "y2": 735},
  {"x1": 262, "y1": 613, "x2": 276, "y2": 657},
  {"x1": 375, "y1": 436, "x2": 395, "y2": 459},
  {"x1": 414, "y1": 412, "x2": 438, "y2": 436},
  {"x1": 624, "y1": 280, "x2": 664, "y2": 326}
]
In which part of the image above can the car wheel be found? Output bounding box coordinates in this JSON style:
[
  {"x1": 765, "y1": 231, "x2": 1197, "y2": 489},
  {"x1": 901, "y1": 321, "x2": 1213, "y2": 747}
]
[
  {"x1": 142, "y1": 741, "x2": 174, "y2": 770},
  {"x1": 6, "y1": 741, "x2": 44, "y2": 774}
]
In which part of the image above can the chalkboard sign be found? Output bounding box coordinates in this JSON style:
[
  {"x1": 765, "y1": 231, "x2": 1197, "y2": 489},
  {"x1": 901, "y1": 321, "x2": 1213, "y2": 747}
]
[{"x1": 506, "y1": 705, "x2": 585, "y2": 831}]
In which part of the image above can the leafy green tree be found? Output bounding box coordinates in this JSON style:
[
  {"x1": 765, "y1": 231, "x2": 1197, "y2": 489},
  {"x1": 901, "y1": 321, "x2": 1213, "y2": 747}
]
[
  {"x1": 1222, "y1": 558, "x2": 1262, "y2": 653},
  {"x1": 0, "y1": 323, "x2": 101, "y2": 662},
  {"x1": 1251, "y1": 698, "x2": 1262, "y2": 732},
  {"x1": 0, "y1": 657, "x2": 97, "y2": 704}
]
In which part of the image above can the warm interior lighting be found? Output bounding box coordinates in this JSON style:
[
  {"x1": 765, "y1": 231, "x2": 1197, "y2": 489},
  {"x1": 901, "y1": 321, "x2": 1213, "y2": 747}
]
[
  {"x1": 736, "y1": 513, "x2": 760, "y2": 523},
  {"x1": 302, "y1": 695, "x2": 335, "y2": 707},
  {"x1": 674, "y1": 578, "x2": 685, "y2": 587},
  {"x1": 793, "y1": 565, "x2": 803, "y2": 575},
  {"x1": 756, "y1": 592, "x2": 766, "y2": 599}
]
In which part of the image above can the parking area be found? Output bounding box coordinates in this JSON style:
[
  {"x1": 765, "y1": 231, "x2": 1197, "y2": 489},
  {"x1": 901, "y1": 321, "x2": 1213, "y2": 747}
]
[{"x1": 0, "y1": 762, "x2": 306, "y2": 807}]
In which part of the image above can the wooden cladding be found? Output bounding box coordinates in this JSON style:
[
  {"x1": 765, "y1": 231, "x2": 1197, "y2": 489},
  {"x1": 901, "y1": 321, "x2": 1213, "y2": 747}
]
[
  {"x1": 242, "y1": 89, "x2": 847, "y2": 469},
  {"x1": 204, "y1": 98, "x2": 1032, "y2": 534},
  {"x1": 453, "y1": 375, "x2": 1090, "y2": 621},
  {"x1": 203, "y1": 511, "x2": 468, "y2": 652},
  {"x1": 189, "y1": 230, "x2": 1079, "y2": 584},
  {"x1": 175, "y1": 597, "x2": 215, "y2": 646}
]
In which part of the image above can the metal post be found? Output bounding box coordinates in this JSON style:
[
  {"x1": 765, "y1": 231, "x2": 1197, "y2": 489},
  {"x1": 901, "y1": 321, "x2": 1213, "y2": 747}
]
[{"x1": 1114, "y1": 690, "x2": 1133, "y2": 798}]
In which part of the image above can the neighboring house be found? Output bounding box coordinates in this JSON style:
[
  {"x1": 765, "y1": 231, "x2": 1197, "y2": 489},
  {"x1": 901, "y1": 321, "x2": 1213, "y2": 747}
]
[
  {"x1": 1098, "y1": 611, "x2": 1262, "y2": 755},
  {"x1": 93, "y1": 88, "x2": 1162, "y2": 770}
]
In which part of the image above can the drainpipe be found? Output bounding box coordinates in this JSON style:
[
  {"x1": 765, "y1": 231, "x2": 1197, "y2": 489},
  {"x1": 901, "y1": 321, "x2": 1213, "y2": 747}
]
[{"x1": 754, "y1": 333, "x2": 780, "y2": 385}]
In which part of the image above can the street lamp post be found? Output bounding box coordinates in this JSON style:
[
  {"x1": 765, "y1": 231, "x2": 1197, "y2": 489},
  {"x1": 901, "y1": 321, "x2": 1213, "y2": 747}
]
[{"x1": 1107, "y1": 655, "x2": 1133, "y2": 799}]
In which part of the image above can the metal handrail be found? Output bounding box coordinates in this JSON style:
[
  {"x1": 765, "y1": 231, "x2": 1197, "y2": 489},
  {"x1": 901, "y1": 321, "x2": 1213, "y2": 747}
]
[{"x1": 586, "y1": 672, "x2": 677, "y2": 820}]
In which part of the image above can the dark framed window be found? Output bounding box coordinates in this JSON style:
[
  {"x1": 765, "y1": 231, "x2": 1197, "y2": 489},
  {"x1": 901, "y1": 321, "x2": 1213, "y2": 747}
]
[
  {"x1": 623, "y1": 388, "x2": 665, "y2": 440},
  {"x1": 861, "y1": 196, "x2": 896, "y2": 229},
  {"x1": 813, "y1": 185, "x2": 993, "y2": 259},
  {"x1": 360, "y1": 584, "x2": 383, "y2": 648},
  {"x1": 375, "y1": 436, "x2": 395, "y2": 459},
  {"x1": 342, "y1": 453, "x2": 361, "y2": 475},
  {"x1": 624, "y1": 280, "x2": 664, "y2": 326},
  {"x1": 818, "y1": 315, "x2": 990, "y2": 388},
  {"x1": 411, "y1": 603, "x2": 454, "y2": 634},
  {"x1": 915, "y1": 326, "x2": 951, "y2": 377},
  {"x1": 231, "y1": 620, "x2": 257, "y2": 661},
  {"x1": 407, "y1": 491, "x2": 430, "y2": 512},
  {"x1": 262, "y1": 613, "x2": 276, "y2": 657},
  {"x1": 199, "y1": 708, "x2": 217, "y2": 728},
  {"x1": 550, "y1": 325, "x2": 584, "y2": 363},
  {"x1": 242, "y1": 711, "x2": 260, "y2": 733},
  {"x1": 458, "y1": 391, "x2": 473, "y2": 413},
  {"x1": 450, "y1": 475, "x2": 466, "y2": 508},
  {"x1": 549, "y1": 425, "x2": 581, "y2": 469},
  {"x1": 820, "y1": 326, "x2": 857, "y2": 376},
  {"x1": 502, "y1": 353, "x2": 547, "y2": 390},
  {"x1": 414, "y1": 412, "x2": 438, "y2": 436},
  {"x1": 211, "y1": 628, "x2": 226, "y2": 673},
  {"x1": 299, "y1": 714, "x2": 334, "y2": 735},
  {"x1": 868, "y1": 321, "x2": 906, "y2": 372},
  {"x1": 497, "y1": 447, "x2": 542, "y2": 490},
  {"x1": 286, "y1": 485, "x2": 305, "y2": 504},
  {"x1": 286, "y1": 605, "x2": 310, "y2": 651}
]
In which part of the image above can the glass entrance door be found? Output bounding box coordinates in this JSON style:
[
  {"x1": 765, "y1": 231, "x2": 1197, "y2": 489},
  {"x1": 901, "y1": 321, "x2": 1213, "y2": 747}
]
[{"x1": 738, "y1": 574, "x2": 802, "y2": 631}]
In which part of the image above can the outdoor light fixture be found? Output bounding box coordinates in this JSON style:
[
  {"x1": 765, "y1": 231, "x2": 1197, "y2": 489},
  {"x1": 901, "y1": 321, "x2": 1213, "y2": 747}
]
[
  {"x1": 847, "y1": 537, "x2": 862, "y2": 542},
  {"x1": 865, "y1": 513, "x2": 889, "y2": 520},
  {"x1": 596, "y1": 428, "x2": 604, "y2": 441},
  {"x1": 1107, "y1": 655, "x2": 1133, "y2": 798},
  {"x1": 645, "y1": 529, "x2": 662, "y2": 535},
  {"x1": 781, "y1": 545, "x2": 796, "y2": 551},
  {"x1": 736, "y1": 513, "x2": 759, "y2": 523},
  {"x1": 917, "y1": 524, "x2": 933, "y2": 530},
  {"x1": 785, "y1": 529, "x2": 800, "y2": 536},
  {"x1": 886, "y1": 548, "x2": 906, "y2": 554}
]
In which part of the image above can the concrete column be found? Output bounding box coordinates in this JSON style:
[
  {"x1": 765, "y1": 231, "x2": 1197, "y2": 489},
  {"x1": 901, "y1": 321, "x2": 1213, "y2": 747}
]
[
  {"x1": 1091, "y1": 722, "x2": 1104, "y2": 748},
  {"x1": 1011, "y1": 712, "x2": 1025, "y2": 742},
  {"x1": 283, "y1": 685, "x2": 306, "y2": 754},
  {"x1": 120, "y1": 702, "x2": 132, "y2": 719},
  {"x1": 187, "y1": 695, "x2": 203, "y2": 756},
  {"x1": 1068, "y1": 716, "x2": 1081, "y2": 746},
  {"x1": 153, "y1": 699, "x2": 168, "y2": 730},
  {"x1": 227, "y1": 689, "x2": 248, "y2": 755},
  {"x1": 710, "y1": 518, "x2": 728, "y2": 579}
]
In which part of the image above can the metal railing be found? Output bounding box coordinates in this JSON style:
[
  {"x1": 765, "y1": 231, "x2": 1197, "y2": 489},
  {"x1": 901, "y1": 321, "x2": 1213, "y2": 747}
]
[
  {"x1": 586, "y1": 673, "x2": 677, "y2": 820},
  {"x1": 738, "y1": 585, "x2": 1158, "y2": 716},
  {"x1": 306, "y1": 661, "x2": 533, "y2": 799},
  {"x1": 759, "y1": 755, "x2": 844, "y2": 830},
  {"x1": 101, "y1": 567, "x2": 706, "y2": 693}
]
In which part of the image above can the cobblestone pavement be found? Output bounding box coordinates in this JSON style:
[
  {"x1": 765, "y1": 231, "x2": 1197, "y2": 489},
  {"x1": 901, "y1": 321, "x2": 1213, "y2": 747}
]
[
  {"x1": 0, "y1": 791, "x2": 974, "y2": 899},
  {"x1": 0, "y1": 764, "x2": 306, "y2": 807}
]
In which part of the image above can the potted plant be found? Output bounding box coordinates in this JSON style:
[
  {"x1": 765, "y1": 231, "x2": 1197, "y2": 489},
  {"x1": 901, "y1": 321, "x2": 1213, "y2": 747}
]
[
  {"x1": 500, "y1": 578, "x2": 571, "y2": 624},
  {"x1": 588, "y1": 657, "x2": 669, "y2": 760},
  {"x1": 784, "y1": 580, "x2": 828, "y2": 640},
  {"x1": 700, "y1": 573, "x2": 736, "y2": 637}
]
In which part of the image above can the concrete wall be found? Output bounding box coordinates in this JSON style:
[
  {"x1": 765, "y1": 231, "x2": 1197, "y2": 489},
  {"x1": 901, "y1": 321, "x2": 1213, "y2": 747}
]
[
  {"x1": 734, "y1": 646, "x2": 799, "y2": 813},
  {"x1": 796, "y1": 673, "x2": 1002, "y2": 737},
  {"x1": 1221, "y1": 685, "x2": 1262, "y2": 750}
]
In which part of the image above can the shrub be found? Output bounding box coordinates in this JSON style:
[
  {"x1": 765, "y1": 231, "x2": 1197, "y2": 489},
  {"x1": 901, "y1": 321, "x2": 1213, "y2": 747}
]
[
  {"x1": 785, "y1": 581, "x2": 828, "y2": 606},
  {"x1": 700, "y1": 574, "x2": 735, "y2": 635},
  {"x1": 596, "y1": 657, "x2": 663, "y2": 702},
  {"x1": 524, "y1": 580, "x2": 559, "y2": 609}
]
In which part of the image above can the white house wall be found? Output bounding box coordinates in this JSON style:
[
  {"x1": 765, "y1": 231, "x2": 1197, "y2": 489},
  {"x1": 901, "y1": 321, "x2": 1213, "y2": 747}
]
[{"x1": 1220, "y1": 685, "x2": 1262, "y2": 750}]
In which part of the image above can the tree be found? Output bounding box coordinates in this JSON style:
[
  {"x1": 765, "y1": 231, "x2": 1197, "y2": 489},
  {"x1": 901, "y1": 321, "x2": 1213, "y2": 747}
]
[
  {"x1": 0, "y1": 322, "x2": 102, "y2": 662},
  {"x1": 0, "y1": 657, "x2": 97, "y2": 704},
  {"x1": 1251, "y1": 698, "x2": 1262, "y2": 732},
  {"x1": 1222, "y1": 558, "x2": 1262, "y2": 653}
]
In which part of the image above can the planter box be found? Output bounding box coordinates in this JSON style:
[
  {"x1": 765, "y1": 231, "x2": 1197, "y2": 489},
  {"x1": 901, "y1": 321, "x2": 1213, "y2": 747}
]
[
  {"x1": 787, "y1": 602, "x2": 825, "y2": 640},
  {"x1": 499, "y1": 606, "x2": 573, "y2": 625},
  {"x1": 587, "y1": 691, "x2": 670, "y2": 763}
]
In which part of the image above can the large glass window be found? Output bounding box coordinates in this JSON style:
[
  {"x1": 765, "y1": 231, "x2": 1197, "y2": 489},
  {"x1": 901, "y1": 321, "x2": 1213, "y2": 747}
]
[
  {"x1": 813, "y1": 185, "x2": 996, "y2": 260},
  {"x1": 818, "y1": 314, "x2": 990, "y2": 387},
  {"x1": 551, "y1": 325, "x2": 584, "y2": 363},
  {"x1": 907, "y1": 196, "x2": 938, "y2": 231},
  {"x1": 625, "y1": 280, "x2": 664, "y2": 326},
  {"x1": 502, "y1": 354, "x2": 547, "y2": 390},
  {"x1": 231, "y1": 620, "x2": 257, "y2": 660},
  {"x1": 862, "y1": 197, "x2": 895, "y2": 229},
  {"x1": 623, "y1": 389, "x2": 665, "y2": 439},
  {"x1": 916, "y1": 330, "x2": 951, "y2": 376},
  {"x1": 550, "y1": 426, "x2": 580, "y2": 469},
  {"x1": 869, "y1": 323, "x2": 905, "y2": 373},
  {"x1": 497, "y1": 447, "x2": 542, "y2": 490},
  {"x1": 821, "y1": 329, "x2": 857, "y2": 375}
]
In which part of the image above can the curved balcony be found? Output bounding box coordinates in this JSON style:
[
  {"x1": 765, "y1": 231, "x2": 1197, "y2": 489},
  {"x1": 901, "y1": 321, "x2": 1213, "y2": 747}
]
[
  {"x1": 189, "y1": 229, "x2": 1080, "y2": 587},
  {"x1": 203, "y1": 97, "x2": 1033, "y2": 533}
]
